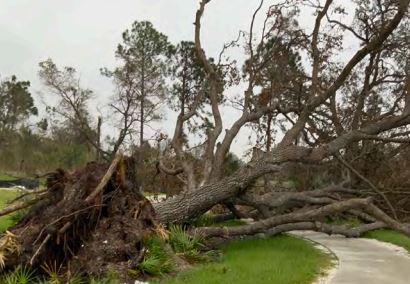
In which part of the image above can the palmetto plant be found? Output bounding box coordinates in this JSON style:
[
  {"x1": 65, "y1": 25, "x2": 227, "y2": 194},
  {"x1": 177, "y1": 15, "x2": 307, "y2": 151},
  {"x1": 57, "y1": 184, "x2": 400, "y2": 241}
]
[
  {"x1": 1, "y1": 266, "x2": 36, "y2": 284},
  {"x1": 167, "y1": 224, "x2": 217, "y2": 263},
  {"x1": 168, "y1": 224, "x2": 204, "y2": 253},
  {"x1": 0, "y1": 231, "x2": 20, "y2": 270},
  {"x1": 40, "y1": 260, "x2": 63, "y2": 284},
  {"x1": 67, "y1": 274, "x2": 87, "y2": 284},
  {"x1": 135, "y1": 235, "x2": 173, "y2": 276}
]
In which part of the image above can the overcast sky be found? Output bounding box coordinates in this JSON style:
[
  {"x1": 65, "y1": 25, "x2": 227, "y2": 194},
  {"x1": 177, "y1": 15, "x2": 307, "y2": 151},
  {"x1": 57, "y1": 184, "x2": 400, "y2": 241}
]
[{"x1": 0, "y1": 0, "x2": 348, "y2": 157}]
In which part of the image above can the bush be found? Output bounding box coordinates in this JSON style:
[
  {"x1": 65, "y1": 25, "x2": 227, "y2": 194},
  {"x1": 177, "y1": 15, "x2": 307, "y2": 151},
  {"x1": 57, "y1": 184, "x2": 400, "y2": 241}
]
[
  {"x1": 168, "y1": 225, "x2": 217, "y2": 264},
  {"x1": 169, "y1": 225, "x2": 203, "y2": 254},
  {"x1": 192, "y1": 214, "x2": 214, "y2": 227},
  {"x1": 1, "y1": 266, "x2": 36, "y2": 284},
  {"x1": 135, "y1": 236, "x2": 174, "y2": 276}
]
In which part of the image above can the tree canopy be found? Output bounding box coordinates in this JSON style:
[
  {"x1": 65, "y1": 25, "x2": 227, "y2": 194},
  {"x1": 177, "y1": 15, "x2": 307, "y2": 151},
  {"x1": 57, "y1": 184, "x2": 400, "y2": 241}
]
[{"x1": 0, "y1": 75, "x2": 37, "y2": 132}]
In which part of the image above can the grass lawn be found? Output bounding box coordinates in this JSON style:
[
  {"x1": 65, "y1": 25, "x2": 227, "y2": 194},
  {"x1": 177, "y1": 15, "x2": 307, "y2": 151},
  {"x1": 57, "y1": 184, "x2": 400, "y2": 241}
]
[
  {"x1": 156, "y1": 234, "x2": 331, "y2": 284},
  {"x1": 0, "y1": 189, "x2": 21, "y2": 231},
  {"x1": 0, "y1": 173, "x2": 17, "y2": 181},
  {"x1": 364, "y1": 229, "x2": 410, "y2": 252}
]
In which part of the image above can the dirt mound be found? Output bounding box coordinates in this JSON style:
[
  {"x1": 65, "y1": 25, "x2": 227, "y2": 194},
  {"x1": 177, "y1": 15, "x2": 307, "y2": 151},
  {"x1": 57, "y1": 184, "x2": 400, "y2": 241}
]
[{"x1": 1, "y1": 155, "x2": 157, "y2": 282}]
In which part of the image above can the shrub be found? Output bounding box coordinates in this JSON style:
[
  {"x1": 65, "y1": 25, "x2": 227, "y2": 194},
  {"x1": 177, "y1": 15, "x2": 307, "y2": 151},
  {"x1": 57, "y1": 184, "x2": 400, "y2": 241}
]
[
  {"x1": 168, "y1": 225, "x2": 203, "y2": 253},
  {"x1": 67, "y1": 275, "x2": 87, "y2": 284},
  {"x1": 168, "y1": 224, "x2": 218, "y2": 263},
  {"x1": 135, "y1": 236, "x2": 174, "y2": 276},
  {"x1": 193, "y1": 213, "x2": 214, "y2": 227},
  {"x1": 1, "y1": 266, "x2": 36, "y2": 284}
]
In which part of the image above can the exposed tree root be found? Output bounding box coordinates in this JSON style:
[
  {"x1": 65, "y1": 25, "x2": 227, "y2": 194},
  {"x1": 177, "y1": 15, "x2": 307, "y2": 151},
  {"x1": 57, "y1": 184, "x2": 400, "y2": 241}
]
[{"x1": 0, "y1": 157, "x2": 158, "y2": 282}]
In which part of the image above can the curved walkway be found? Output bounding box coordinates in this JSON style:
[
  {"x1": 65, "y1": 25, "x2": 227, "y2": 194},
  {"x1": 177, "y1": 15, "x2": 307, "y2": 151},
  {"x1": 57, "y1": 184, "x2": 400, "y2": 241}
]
[{"x1": 291, "y1": 231, "x2": 410, "y2": 284}]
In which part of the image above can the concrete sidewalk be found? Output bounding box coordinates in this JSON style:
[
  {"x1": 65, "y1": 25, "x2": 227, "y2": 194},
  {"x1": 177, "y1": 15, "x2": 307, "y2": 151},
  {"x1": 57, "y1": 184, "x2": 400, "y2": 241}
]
[{"x1": 291, "y1": 231, "x2": 410, "y2": 284}]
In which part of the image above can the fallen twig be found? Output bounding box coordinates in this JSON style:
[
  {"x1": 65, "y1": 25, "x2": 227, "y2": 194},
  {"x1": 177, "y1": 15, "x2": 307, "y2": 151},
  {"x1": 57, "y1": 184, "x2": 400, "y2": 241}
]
[
  {"x1": 85, "y1": 153, "x2": 123, "y2": 203},
  {"x1": 8, "y1": 188, "x2": 48, "y2": 204},
  {"x1": 0, "y1": 194, "x2": 47, "y2": 217},
  {"x1": 30, "y1": 234, "x2": 51, "y2": 265}
]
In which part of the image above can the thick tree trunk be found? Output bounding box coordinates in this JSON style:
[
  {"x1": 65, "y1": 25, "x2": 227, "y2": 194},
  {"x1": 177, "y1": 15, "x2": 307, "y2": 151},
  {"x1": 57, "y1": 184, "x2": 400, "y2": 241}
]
[
  {"x1": 154, "y1": 162, "x2": 281, "y2": 223},
  {"x1": 154, "y1": 143, "x2": 348, "y2": 223},
  {"x1": 154, "y1": 142, "x2": 343, "y2": 223}
]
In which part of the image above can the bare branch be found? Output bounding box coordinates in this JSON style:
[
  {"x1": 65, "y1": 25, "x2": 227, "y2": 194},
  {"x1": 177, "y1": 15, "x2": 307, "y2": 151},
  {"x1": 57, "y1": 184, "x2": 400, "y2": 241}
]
[
  {"x1": 280, "y1": 0, "x2": 410, "y2": 146},
  {"x1": 195, "y1": 198, "x2": 372, "y2": 237},
  {"x1": 335, "y1": 153, "x2": 398, "y2": 219}
]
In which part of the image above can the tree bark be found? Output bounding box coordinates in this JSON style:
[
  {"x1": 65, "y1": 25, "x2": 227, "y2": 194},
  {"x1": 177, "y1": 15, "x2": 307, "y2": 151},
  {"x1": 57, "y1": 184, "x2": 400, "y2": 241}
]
[{"x1": 154, "y1": 162, "x2": 282, "y2": 223}]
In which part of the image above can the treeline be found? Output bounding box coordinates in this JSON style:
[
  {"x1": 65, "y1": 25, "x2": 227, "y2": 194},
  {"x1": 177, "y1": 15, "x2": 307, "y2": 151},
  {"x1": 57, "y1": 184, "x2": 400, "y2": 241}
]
[
  {"x1": 0, "y1": 127, "x2": 94, "y2": 174},
  {"x1": 0, "y1": 73, "x2": 95, "y2": 173},
  {"x1": 0, "y1": 20, "x2": 214, "y2": 175}
]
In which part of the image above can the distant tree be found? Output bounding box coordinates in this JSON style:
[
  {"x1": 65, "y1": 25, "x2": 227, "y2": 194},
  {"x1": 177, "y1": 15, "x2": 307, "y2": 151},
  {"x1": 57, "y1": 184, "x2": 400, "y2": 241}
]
[
  {"x1": 101, "y1": 61, "x2": 140, "y2": 156},
  {"x1": 0, "y1": 75, "x2": 37, "y2": 133},
  {"x1": 169, "y1": 41, "x2": 206, "y2": 116},
  {"x1": 106, "y1": 21, "x2": 170, "y2": 147},
  {"x1": 36, "y1": 118, "x2": 48, "y2": 133},
  {"x1": 166, "y1": 41, "x2": 207, "y2": 148},
  {"x1": 38, "y1": 59, "x2": 104, "y2": 158},
  {"x1": 250, "y1": 37, "x2": 306, "y2": 151}
]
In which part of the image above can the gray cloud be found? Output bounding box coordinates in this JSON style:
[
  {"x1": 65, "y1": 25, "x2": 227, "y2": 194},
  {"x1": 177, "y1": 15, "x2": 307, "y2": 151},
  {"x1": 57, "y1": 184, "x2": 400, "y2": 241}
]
[{"x1": 1, "y1": 1, "x2": 348, "y2": 157}]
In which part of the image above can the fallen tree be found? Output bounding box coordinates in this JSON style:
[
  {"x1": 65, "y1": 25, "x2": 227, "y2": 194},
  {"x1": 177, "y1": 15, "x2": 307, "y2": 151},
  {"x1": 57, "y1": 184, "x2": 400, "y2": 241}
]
[
  {"x1": 0, "y1": 157, "x2": 409, "y2": 282},
  {"x1": 2, "y1": 156, "x2": 409, "y2": 277},
  {"x1": 153, "y1": 0, "x2": 410, "y2": 224}
]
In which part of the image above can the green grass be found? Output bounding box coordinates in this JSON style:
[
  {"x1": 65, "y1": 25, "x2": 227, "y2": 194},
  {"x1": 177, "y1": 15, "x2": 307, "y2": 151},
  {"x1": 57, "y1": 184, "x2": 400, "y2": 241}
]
[
  {"x1": 0, "y1": 173, "x2": 17, "y2": 181},
  {"x1": 364, "y1": 229, "x2": 410, "y2": 252},
  {"x1": 323, "y1": 219, "x2": 410, "y2": 253},
  {"x1": 0, "y1": 189, "x2": 21, "y2": 231},
  {"x1": 155, "y1": 234, "x2": 331, "y2": 284}
]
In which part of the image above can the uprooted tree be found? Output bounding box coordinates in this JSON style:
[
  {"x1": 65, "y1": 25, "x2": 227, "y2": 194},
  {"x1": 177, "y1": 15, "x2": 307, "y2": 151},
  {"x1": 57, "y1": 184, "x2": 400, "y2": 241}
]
[
  {"x1": 155, "y1": 0, "x2": 410, "y2": 224},
  {"x1": 1, "y1": 0, "x2": 410, "y2": 282}
]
